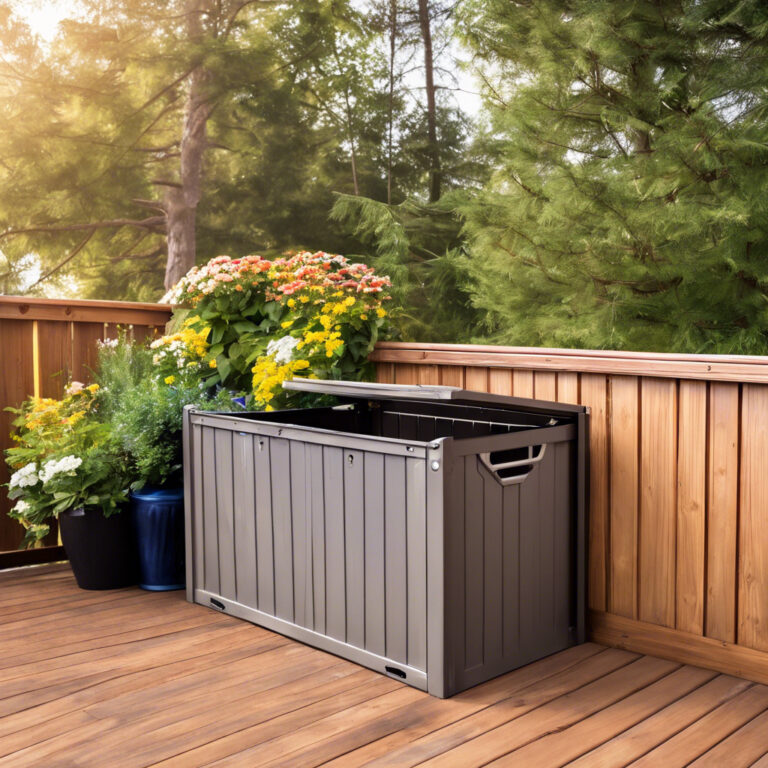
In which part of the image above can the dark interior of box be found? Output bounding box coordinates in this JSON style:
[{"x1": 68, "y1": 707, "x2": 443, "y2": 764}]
[{"x1": 225, "y1": 398, "x2": 571, "y2": 443}]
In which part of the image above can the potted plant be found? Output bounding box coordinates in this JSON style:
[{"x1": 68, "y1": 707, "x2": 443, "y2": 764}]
[
  {"x1": 5, "y1": 385, "x2": 135, "y2": 589},
  {"x1": 94, "y1": 338, "x2": 231, "y2": 590}
]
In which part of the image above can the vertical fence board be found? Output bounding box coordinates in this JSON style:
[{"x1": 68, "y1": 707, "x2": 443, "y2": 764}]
[
  {"x1": 0, "y1": 320, "x2": 35, "y2": 553},
  {"x1": 394, "y1": 364, "x2": 420, "y2": 385},
  {"x1": 676, "y1": 380, "x2": 707, "y2": 635},
  {"x1": 639, "y1": 378, "x2": 678, "y2": 628},
  {"x1": 376, "y1": 362, "x2": 395, "y2": 383},
  {"x1": 706, "y1": 382, "x2": 739, "y2": 643},
  {"x1": 512, "y1": 370, "x2": 534, "y2": 398},
  {"x1": 439, "y1": 365, "x2": 465, "y2": 387},
  {"x1": 488, "y1": 369, "x2": 513, "y2": 396},
  {"x1": 465, "y1": 367, "x2": 489, "y2": 392},
  {"x1": 71, "y1": 322, "x2": 104, "y2": 382},
  {"x1": 608, "y1": 375, "x2": 639, "y2": 619},
  {"x1": 739, "y1": 385, "x2": 768, "y2": 651},
  {"x1": 557, "y1": 372, "x2": 579, "y2": 404},
  {"x1": 534, "y1": 371, "x2": 557, "y2": 401},
  {"x1": 580, "y1": 374, "x2": 608, "y2": 612},
  {"x1": 37, "y1": 320, "x2": 72, "y2": 398},
  {"x1": 417, "y1": 365, "x2": 440, "y2": 385}
]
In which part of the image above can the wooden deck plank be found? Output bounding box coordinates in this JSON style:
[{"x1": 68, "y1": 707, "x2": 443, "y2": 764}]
[
  {"x1": 2, "y1": 565, "x2": 768, "y2": 768},
  {"x1": 630, "y1": 684, "x2": 768, "y2": 767},
  {"x1": 567, "y1": 674, "x2": 753, "y2": 767}
]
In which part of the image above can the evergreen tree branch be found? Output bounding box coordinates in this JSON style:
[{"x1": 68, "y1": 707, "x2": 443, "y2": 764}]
[{"x1": 27, "y1": 229, "x2": 96, "y2": 289}]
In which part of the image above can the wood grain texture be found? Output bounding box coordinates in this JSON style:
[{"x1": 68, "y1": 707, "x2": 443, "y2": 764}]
[
  {"x1": 580, "y1": 374, "x2": 609, "y2": 612},
  {"x1": 706, "y1": 382, "x2": 739, "y2": 643},
  {"x1": 676, "y1": 380, "x2": 707, "y2": 635},
  {"x1": 639, "y1": 378, "x2": 678, "y2": 628},
  {"x1": 608, "y1": 375, "x2": 639, "y2": 619},
  {"x1": 533, "y1": 371, "x2": 557, "y2": 401},
  {"x1": 512, "y1": 369, "x2": 534, "y2": 398},
  {"x1": 464, "y1": 366, "x2": 489, "y2": 392},
  {"x1": 488, "y1": 369, "x2": 512, "y2": 396},
  {"x1": 738, "y1": 385, "x2": 768, "y2": 651},
  {"x1": 556, "y1": 372, "x2": 579, "y2": 404}
]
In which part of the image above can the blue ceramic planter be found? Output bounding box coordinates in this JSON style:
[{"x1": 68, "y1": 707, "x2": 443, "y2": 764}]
[{"x1": 130, "y1": 486, "x2": 185, "y2": 591}]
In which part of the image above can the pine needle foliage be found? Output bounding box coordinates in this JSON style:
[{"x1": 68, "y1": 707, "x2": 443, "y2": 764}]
[
  {"x1": 330, "y1": 192, "x2": 480, "y2": 341},
  {"x1": 458, "y1": 0, "x2": 768, "y2": 352}
]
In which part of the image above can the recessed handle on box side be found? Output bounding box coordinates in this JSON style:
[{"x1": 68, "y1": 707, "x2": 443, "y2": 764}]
[{"x1": 478, "y1": 443, "x2": 546, "y2": 486}]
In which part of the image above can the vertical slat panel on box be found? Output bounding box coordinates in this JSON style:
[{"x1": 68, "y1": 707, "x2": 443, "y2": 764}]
[
  {"x1": 0, "y1": 320, "x2": 35, "y2": 553},
  {"x1": 557, "y1": 372, "x2": 579, "y2": 405},
  {"x1": 518, "y1": 454, "x2": 541, "y2": 655},
  {"x1": 71, "y1": 322, "x2": 104, "y2": 382},
  {"x1": 513, "y1": 369, "x2": 534, "y2": 398},
  {"x1": 308, "y1": 443, "x2": 325, "y2": 633},
  {"x1": 192, "y1": 424, "x2": 205, "y2": 591},
  {"x1": 384, "y1": 454, "x2": 407, "y2": 663},
  {"x1": 483, "y1": 463, "x2": 503, "y2": 665},
  {"x1": 534, "y1": 371, "x2": 557, "y2": 401},
  {"x1": 465, "y1": 367, "x2": 489, "y2": 393},
  {"x1": 553, "y1": 442, "x2": 572, "y2": 636},
  {"x1": 488, "y1": 369, "x2": 512, "y2": 397},
  {"x1": 324, "y1": 446, "x2": 346, "y2": 641},
  {"x1": 37, "y1": 320, "x2": 71, "y2": 398},
  {"x1": 580, "y1": 373, "x2": 608, "y2": 612},
  {"x1": 201, "y1": 427, "x2": 220, "y2": 595},
  {"x1": 395, "y1": 364, "x2": 419, "y2": 385},
  {"x1": 439, "y1": 366, "x2": 465, "y2": 387},
  {"x1": 464, "y1": 458, "x2": 484, "y2": 671},
  {"x1": 254, "y1": 435, "x2": 275, "y2": 615},
  {"x1": 676, "y1": 380, "x2": 707, "y2": 635},
  {"x1": 537, "y1": 448, "x2": 556, "y2": 634},
  {"x1": 609, "y1": 375, "x2": 639, "y2": 618},
  {"x1": 445, "y1": 454, "x2": 466, "y2": 686},
  {"x1": 502, "y1": 483, "x2": 521, "y2": 658},
  {"x1": 639, "y1": 377, "x2": 678, "y2": 628},
  {"x1": 406, "y1": 457, "x2": 427, "y2": 671},
  {"x1": 344, "y1": 449, "x2": 365, "y2": 649},
  {"x1": 706, "y1": 382, "x2": 739, "y2": 642},
  {"x1": 214, "y1": 429, "x2": 236, "y2": 601},
  {"x1": 289, "y1": 441, "x2": 308, "y2": 625},
  {"x1": 232, "y1": 432, "x2": 257, "y2": 607},
  {"x1": 738, "y1": 385, "x2": 768, "y2": 651},
  {"x1": 270, "y1": 437, "x2": 294, "y2": 623},
  {"x1": 364, "y1": 452, "x2": 385, "y2": 655}
]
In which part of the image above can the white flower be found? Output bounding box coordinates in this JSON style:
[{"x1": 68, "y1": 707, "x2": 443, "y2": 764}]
[
  {"x1": 267, "y1": 336, "x2": 300, "y2": 364},
  {"x1": 66, "y1": 381, "x2": 85, "y2": 396},
  {"x1": 12, "y1": 500, "x2": 30, "y2": 515},
  {"x1": 39, "y1": 455, "x2": 83, "y2": 484},
  {"x1": 97, "y1": 338, "x2": 119, "y2": 349},
  {"x1": 9, "y1": 463, "x2": 38, "y2": 489}
]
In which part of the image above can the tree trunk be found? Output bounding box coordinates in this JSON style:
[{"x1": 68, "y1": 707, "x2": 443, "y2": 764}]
[
  {"x1": 418, "y1": 0, "x2": 440, "y2": 202},
  {"x1": 163, "y1": 1, "x2": 213, "y2": 291},
  {"x1": 387, "y1": 0, "x2": 397, "y2": 205}
]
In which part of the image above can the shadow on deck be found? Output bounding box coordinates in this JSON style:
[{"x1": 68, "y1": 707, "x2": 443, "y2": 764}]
[{"x1": 1, "y1": 564, "x2": 767, "y2": 767}]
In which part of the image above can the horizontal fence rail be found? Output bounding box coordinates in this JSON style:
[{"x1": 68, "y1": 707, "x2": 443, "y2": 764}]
[
  {"x1": 372, "y1": 341, "x2": 768, "y2": 684},
  {"x1": 0, "y1": 297, "x2": 172, "y2": 566}
]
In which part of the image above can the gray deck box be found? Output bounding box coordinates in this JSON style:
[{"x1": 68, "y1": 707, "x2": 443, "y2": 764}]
[{"x1": 182, "y1": 379, "x2": 588, "y2": 697}]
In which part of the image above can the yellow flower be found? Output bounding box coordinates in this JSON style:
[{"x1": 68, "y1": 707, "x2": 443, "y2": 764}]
[
  {"x1": 86, "y1": 383, "x2": 99, "y2": 393},
  {"x1": 377, "y1": 307, "x2": 387, "y2": 318},
  {"x1": 343, "y1": 296, "x2": 355, "y2": 307},
  {"x1": 299, "y1": 296, "x2": 310, "y2": 303},
  {"x1": 287, "y1": 298, "x2": 296, "y2": 308},
  {"x1": 360, "y1": 314, "x2": 368, "y2": 320},
  {"x1": 164, "y1": 375, "x2": 176, "y2": 385},
  {"x1": 281, "y1": 320, "x2": 294, "y2": 328},
  {"x1": 209, "y1": 359, "x2": 217, "y2": 369}
]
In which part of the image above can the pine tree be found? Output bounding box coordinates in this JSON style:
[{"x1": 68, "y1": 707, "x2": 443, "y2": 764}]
[{"x1": 458, "y1": 0, "x2": 768, "y2": 353}]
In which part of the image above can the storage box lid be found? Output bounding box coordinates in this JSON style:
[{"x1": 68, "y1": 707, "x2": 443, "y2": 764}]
[{"x1": 283, "y1": 378, "x2": 586, "y2": 416}]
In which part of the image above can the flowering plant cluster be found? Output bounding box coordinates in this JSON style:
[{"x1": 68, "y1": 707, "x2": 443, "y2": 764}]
[
  {"x1": 165, "y1": 251, "x2": 392, "y2": 407},
  {"x1": 6, "y1": 386, "x2": 128, "y2": 545}
]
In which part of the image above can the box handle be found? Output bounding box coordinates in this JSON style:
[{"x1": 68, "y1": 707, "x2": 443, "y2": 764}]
[{"x1": 479, "y1": 444, "x2": 546, "y2": 486}]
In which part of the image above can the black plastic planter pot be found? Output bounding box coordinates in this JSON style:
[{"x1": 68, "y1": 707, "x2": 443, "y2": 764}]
[
  {"x1": 59, "y1": 507, "x2": 137, "y2": 590},
  {"x1": 130, "y1": 486, "x2": 185, "y2": 591}
]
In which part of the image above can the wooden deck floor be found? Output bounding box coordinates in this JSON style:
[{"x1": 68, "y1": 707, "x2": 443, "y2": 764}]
[{"x1": 2, "y1": 566, "x2": 768, "y2": 767}]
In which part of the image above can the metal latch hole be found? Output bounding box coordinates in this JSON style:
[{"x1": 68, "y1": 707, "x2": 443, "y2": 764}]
[
  {"x1": 385, "y1": 665, "x2": 406, "y2": 679},
  {"x1": 210, "y1": 598, "x2": 226, "y2": 611}
]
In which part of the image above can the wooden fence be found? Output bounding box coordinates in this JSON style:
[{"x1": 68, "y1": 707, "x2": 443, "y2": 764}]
[
  {"x1": 372, "y1": 341, "x2": 768, "y2": 684},
  {"x1": 0, "y1": 297, "x2": 172, "y2": 566}
]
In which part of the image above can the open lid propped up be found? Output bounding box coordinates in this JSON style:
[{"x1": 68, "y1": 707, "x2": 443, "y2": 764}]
[{"x1": 283, "y1": 377, "x2": 587, "y2": 417}]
